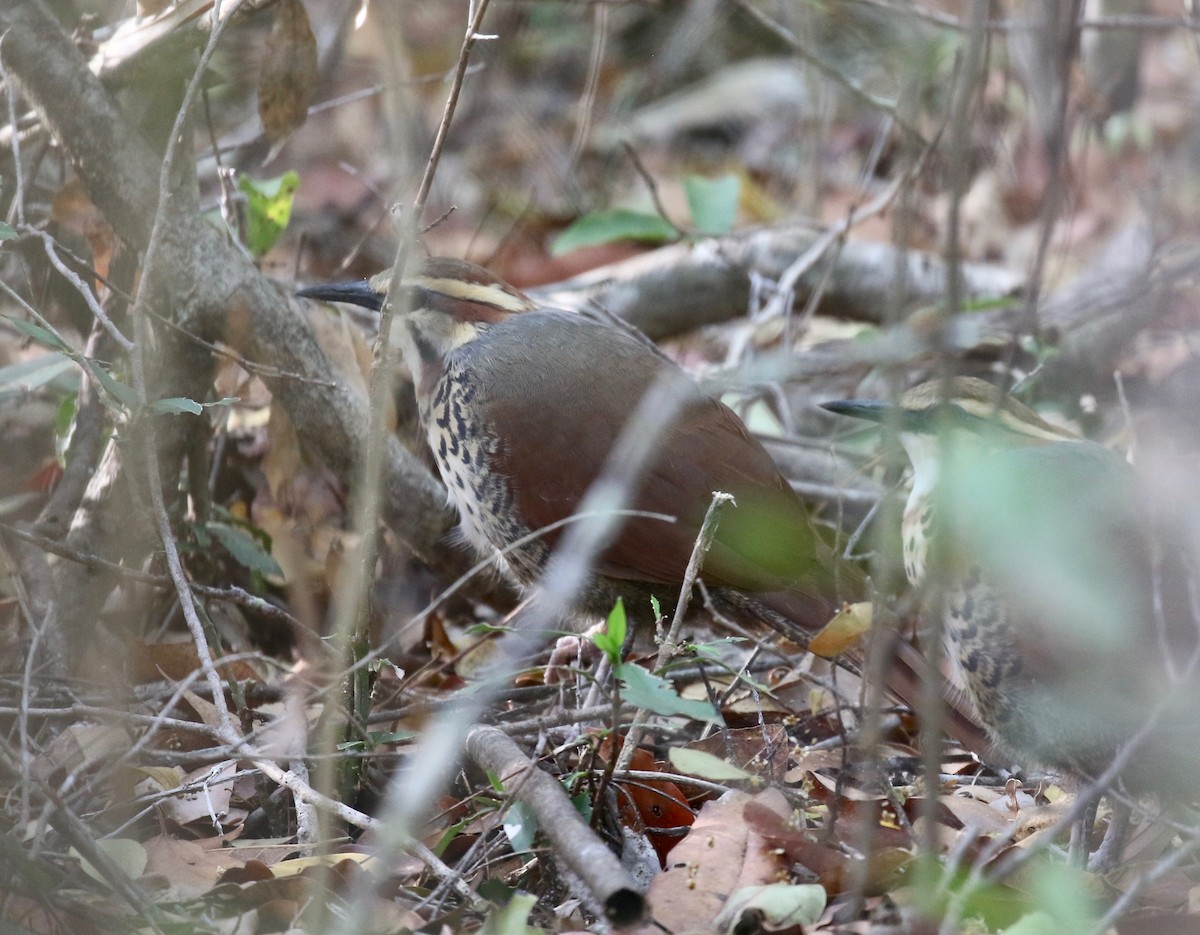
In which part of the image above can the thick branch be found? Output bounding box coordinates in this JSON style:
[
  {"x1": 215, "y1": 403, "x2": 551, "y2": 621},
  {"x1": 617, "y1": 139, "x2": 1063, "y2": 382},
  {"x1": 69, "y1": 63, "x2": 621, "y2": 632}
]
[
  {"x1": 0, "y1": 0, "x2": 458, "y2": 574},
  {"x1": 532, "y1": 227, "x2": 1025, "y2": 341}
]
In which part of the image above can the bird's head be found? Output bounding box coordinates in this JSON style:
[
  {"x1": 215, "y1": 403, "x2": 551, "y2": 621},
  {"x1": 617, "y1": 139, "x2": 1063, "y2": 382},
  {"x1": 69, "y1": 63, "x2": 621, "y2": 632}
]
[
  {"x1": 822, "y1": 377, "x2": 1078, "y2": 495},
  {"x1": 297, "y1": 257, "x2": 538, "y2": 372}
]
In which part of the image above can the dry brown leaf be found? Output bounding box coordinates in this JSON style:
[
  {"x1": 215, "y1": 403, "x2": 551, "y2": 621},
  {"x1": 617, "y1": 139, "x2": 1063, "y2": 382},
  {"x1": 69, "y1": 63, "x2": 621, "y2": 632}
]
[
  {"x1": 938, "y1": 791, "x2": 1017, "y2": 836},
  {"x1": 809, "y1": 602, "x2": 872, "y2": 658},
  {"x1": 680, "y1": 723, "x2": 790, "y2": 783},
  {"x1": 50, "y1": 177, "x2": 117, "y2": 281},
  {"x1": 128, "y1": 641, "x2": 260, "y2": 685},
  {"x1": 32, "y1": 724, "x2": 128, "y2": 781},
  {"x1": 640, "y1": 790, "x2": 792, "y2": 934},
  {"x1": 158, "y1": 759, "x2": 238, "y2": 827},
  {"x1": 142, "y1": 834, "x2": 243, "y2": 899},
  {"x1": 258, "y1": 0, "x2": 318, "y2": 146}
]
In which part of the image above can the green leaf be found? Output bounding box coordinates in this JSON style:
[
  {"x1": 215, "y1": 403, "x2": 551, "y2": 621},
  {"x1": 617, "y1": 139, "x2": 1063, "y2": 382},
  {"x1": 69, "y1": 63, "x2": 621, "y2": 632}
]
[
  {"x1": 668, "y1": 747, "x2": 751, "y2": 781},
  {"x1": 238, "y1": 170, "x2": 300, "y2": 257},
  {"x1": 683, "y1": 173, "x2": 740, "y2": 235},
  {"x1": 205, "y1": 521, "x2": 284, "y2": 579},
  {"x1": 649, "y1": 594, "x2": 662, "y2": 620},
  {"x1": 368, "y1": 729, "x2": 417, "y2": 745},
  {"x1": 614, "y1": 662, "x2": 722, "y2": 722},
  {"x1": 571, "y1": 790, "x2": 593, "y2": 824},
  {"x1": 715, "y1": 883, "x2": 827, "y2": 932},
  {"x1": 55, "y1": 392, "x2": 78, "y2": 463},
  {"x1": 502, "y1": 800, "x2": 537, "y2": 854},
  {"x1": 150, "y1": 396, "x2": 203, "y2": 415},
  {"x1": 0, "y1": 221, "x2": 17, "y2": 241},
  {"x1": 591, "y1": 598, "x2": 626, "y2": 664},
  {"x1": 551, "y1": 209, "x2": 676, "y2": 256},
  {"x1": 480, "y1": 891, "x2": 537, "y2": 935},
  {"x1": 3, "y1": 315, "x2": 71, "y2": 353},
  {"x1": 0, "y1": 353, "x2": 76, "y2": 401},
  {"x1": 689, "y1": 636, "x2": 747, "y2": 661},
  {"x1": 150, "y1": 395, "x2": 239, "y2": 416},
  {"x1": 70, "y1": 839, "x2": 149, "y2": 889},
  {"x1": 85, "y1": 359, "x2": 138, "y2": 407}
]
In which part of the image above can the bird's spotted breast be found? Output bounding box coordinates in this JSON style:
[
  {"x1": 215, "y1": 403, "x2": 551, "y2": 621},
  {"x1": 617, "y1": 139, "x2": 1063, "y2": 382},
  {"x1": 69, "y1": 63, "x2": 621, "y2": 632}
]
[{"x1": 426, "y1": 363, "x2": 549, "y2": 584}]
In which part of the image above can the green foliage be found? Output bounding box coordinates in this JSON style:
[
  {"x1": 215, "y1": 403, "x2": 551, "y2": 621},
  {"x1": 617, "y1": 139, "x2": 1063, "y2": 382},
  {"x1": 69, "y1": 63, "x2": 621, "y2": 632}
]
[
  {"x1": 478, "y1": 891, "x2": 538, "y2": 935},
  {"x1": 237, "y1": 170, "x2": 300, "y2": 257},
  {"x1": 683, "y1": 173, "x2": 739, "y2": 235},
  {"x1": 590, "y1": 597, "x2": 627, "y2": 664},
  {"x1": 551, "y1": 172, "x2": 741, "y2": 255},
  {"x1": 149, "y1": 396, "x2": 239, "y2": 416},
  {"x1": 336, "y1": 728, "x2": 417, "y2": 752},
  {"x1": 0, "y1": 352, "x2": 75, "y2": 402},
  {"x1": 613, "y1": 661, "x2": 722, "y2": 722},
  {"x1": 201, "y1": 520, "x2": 284, "y2": 581},
  {"x1": 551, "y1": 208, "x2": 676, "y2": 256},
  {"x1": 85, "y1": 359, "x2": 138, "y2": 407},
  {"x1": 501, "y1": 800, "x2": 537, "y2": 854},
  {"x1": 667, "y1": 747, "x2": 750, "y2": 781},
  {"x1": 3, "y1": 314, "x2": 71, "y2": 353}
]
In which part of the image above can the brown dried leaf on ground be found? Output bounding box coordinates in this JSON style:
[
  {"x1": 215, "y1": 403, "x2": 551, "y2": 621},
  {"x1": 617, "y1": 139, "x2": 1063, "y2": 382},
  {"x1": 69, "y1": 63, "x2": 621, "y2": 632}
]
[{"x1": 630, "y1": 789, "x2": 792, "y2": 935}]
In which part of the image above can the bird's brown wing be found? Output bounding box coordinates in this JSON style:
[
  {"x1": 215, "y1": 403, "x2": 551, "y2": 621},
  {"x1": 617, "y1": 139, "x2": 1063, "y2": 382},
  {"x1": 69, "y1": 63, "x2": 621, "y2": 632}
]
[{"x1": 470, "y1": 311, "x2": 847, "y2": 596}]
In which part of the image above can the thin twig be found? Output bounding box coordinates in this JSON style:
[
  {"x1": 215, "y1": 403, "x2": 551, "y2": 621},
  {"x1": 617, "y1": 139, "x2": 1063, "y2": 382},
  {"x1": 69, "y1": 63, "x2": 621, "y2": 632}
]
[
  {"x1": 616, "y1": 491, "x2": 734, "y2": 774},
  {"x1": 569, "y1": 0, "x2": 610, "y2": 169},
  {"x1": 620, "y1": 140, "x2": 684, "y2": 237}
]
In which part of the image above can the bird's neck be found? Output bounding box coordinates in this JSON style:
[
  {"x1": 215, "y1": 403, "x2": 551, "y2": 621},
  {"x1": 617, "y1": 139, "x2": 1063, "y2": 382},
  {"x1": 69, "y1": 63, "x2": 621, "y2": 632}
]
[
  {"x1": 897, "y1": 429, "x2": 1003, "y2": 586},
  {"x1": 390, "y1": 311, "x2": 487, "y2": 403}
]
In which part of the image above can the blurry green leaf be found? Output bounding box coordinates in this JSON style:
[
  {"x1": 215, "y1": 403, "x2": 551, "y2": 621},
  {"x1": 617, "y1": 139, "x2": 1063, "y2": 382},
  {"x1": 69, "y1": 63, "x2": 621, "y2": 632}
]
[
  {"x1": 149, "y1": 395, "x2": 239, "y2": 416},
  {"x1": 689, "y1": 636, "x2": 747, "y2": 661},
  {"x1": 1019, "y1": 862, "x2": 1099, "y2": 932},
  {"x1": 0, "y1": 353, "x2": 75, "y2": 401},
  {"x1": 1000, "y1": 911, "x2": 1071, "y2": 935},
  {"x1": 4, "y1": 315, "x2": 71, "y2": 353},
  {"x1": 571, "y1": 790, "x2": 592, "y2": 823},
  {"x1": 150, "y1": 396, "x2": 202, "y2": 415},
  {"x1": 369, "y1": 729, "x2": 416, "y2": 744},
  {"x1": 0, "y1": 222, "x2": 17, "y2": 240},
  {"x1": 70, "y1": 839, "x2": 148, "y2": 889},
  {"x1": 480, "y1": 890, "x2": 537, "y2": 935},
  {"x1": 433, "y1": 818, "x2": 469, "y2": 858},
  {"x1": 205, "y1": 521, "x2": 283, "y2": 579},
  {"x1": 238, "y1": 170, "x2": 300, "y2": 257},
  {"x1": 683, "y1": 173, "x2": 740, "y2": 235},
  {"x1": 591, "y1": 598, "x2": 626, "y2": 664},
  {"x1": 668, "y1": 747, "x2": 750, "y2": 781},
  {"x1": 337, "y1": 728, "x2": 417, "y2": 751},
  {"x1": 715, "y1": 883, "x2": 827, "y2": 933},
  {"x1": 614, "y1": 661, "x2": 722, "y2": 722},
  {"x1": 551, "y1": 209, "x2": 676, "y2": 256},
  {"x1": 942, "y1": 443, "x2": 1139, "y2": 649},
  {"x1": 85, "y1": 359, "x2": 138, "y2": 407},
  {"x1": 54, "y1": 392, "x2": 78, "y2": 464},
  {"x1": 502, "y1": 800, "x2": 537, "y2": 854}
]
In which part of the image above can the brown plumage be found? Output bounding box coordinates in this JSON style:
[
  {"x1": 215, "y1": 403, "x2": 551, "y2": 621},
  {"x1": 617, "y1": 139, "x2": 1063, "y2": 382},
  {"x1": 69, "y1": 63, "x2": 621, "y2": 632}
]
[{"x1": 302, "y1": 257, "x2": 856, "y2": 630}]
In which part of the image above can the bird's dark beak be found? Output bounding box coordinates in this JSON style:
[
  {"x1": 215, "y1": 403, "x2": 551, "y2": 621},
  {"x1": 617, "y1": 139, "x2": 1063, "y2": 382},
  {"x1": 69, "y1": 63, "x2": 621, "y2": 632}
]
[
  {"x1": 820, "y1": 398, "x2": 894, "y2": 424},
  {"x1": 295, "y1": 280, "x2": 384, "y2": 312}
]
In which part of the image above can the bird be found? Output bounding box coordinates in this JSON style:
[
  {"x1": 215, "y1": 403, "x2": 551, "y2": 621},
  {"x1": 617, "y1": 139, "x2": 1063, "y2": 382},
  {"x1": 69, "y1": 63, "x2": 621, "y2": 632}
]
[
  {"x1": 822, "y1": 377, "x2": 1200, "y2": 796},
  {"x1": 297, "y1": 256, "x2": 861, "y2": 644}
]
